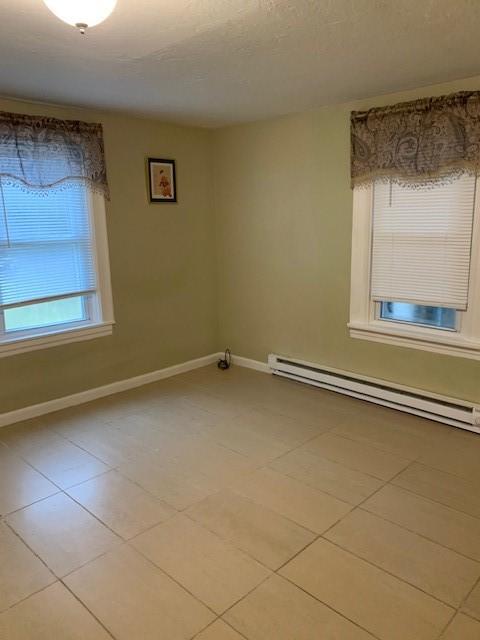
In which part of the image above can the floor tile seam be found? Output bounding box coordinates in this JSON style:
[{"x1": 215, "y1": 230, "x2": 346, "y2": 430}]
[
  {"x1": 43, "y1": 425, "x2": 119, "y2": 468},
  {"x1": 190, "y1": 616, "x2": 222, "y2": 640},
  {"x1": 272, "y1": 571, "x2": 384, "y2": 640},
  {"x1": 269, "y1": 470, "x2": 428, "y2": 582},
  {"x1": 100, "y1": 466, "x2": 185, "y2": 509},
  {"x1": 7, "y1": 418, "x2": 115, "y2": 466},
  {"x1": 202, "y1": 572, "x2": 274, "y2": 636},
  {"x1": 193, "y1": 478, "x2": 327, "y2": 539},
  {"x1": 387, "y1": 481, "x2": 480, "y2": 523},
  {"x1": 0, "y1": 443, "x2": 69, "y2": 492},
  {"x1": 342, "y1": 462, "x2": 480, "y2": 565},
  {"x1": 434, "y1": 604, "x2": 461, "y2": 639},
  {"x1": 119, "y1": 539, "x2": 222, "y2": 618},
  {"x1": 4, "y1": 518, "x2": 57, "y2": 572},
  {"x1": 7, "y1": 478, "x2": 126, "y2": 547},
  {"x1": 325, "y1": 428, "x2": 425, "y2": 460},
  {"x1": 236, "y1": 460, "x2": 360, "y2": 516},
  {"x1": 130, "y1": 538, "x2": 274, "y2": 621},
  {"x1": 119, "y1": 510, "x2": 181, "y2": 545},
  {"x1": 269, "y1": 459, "x2": 410, "y2": 540},
  {"x1": 114, "y1": 509, "x2": 178, "y2": 543},
  {"x1": 395, "y1": 457, "x2": 480, "y2": 487},
  {"x1": 357, "y1": 505, "x2": 480, "y2": 564},
  {"x1": 227, "y1": 481, "x2": 351, "y2": 537},
  {"x1": 216, "y1": 618, "x2": 250, "y2": 640},
  {"x1": 248, "y1": 402, "x2": 341, "y2": 431},
  {"x1": 318, "y1": 535, "x2": 460, "y2": 610},
  {"x1": 461, "y1": 610, "x2": 480, "y2": 624},
  {"x1": 264, "y1": 459, "x2": 380, "y2": 507},
  {"x1": 189, "y1": 430, "x2": 290, "y2": 467},
  {"x1": 0, "y1": 489, "x2": 62, "y2": 519},
  {"x1": 59, "y1": 577, "x2": 118, "y2": 639},
  {"x1": 181, "y1": 509, "x2": 279, "y2": 574},
  {"x1": 1, "y1": 438, "x2": 115, "y2": 493},
  {"x1": 52, "y1": 429, "x2": 144, "y2": 468},
  {"x1": 0, "y1": 579, "x2": 58, "y2": 615},
  {"x1": 315, "y1": 461, "x2": 417, "y2": 547},
  {"x1": 459, "y1": 573, "x2": 480, "y2": 613},
  {"x1": 317, "y1": 429, "x2": 413, "y2": 464},
  {"x1": 283, "y1": 446, "x2": 411, "y2": 483},
  {"x1": 61, "y1": 490, "x2": 128, "y2": 542},
  {"x1": 2, "y1": 519, "x2": 60, "y2": 607},
  {"x1": 179, "y1": 396, "x2": 245, "y2": 421},
  {"x1": 61, "y1": 467, "x2": 117, "y2": 491},
  {"x1": 59, "y1": 544, "x2": 131, "y2": 582}
]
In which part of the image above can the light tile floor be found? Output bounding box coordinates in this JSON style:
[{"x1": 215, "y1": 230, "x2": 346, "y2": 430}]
[{"x1": 1, "y1": 364, "x2": 480, "y2": 639}]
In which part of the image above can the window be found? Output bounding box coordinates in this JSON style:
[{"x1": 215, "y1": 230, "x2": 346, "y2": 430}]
[
  {"x1": 0, "y1": 179, "x2": 114, "y2": 357},
  {"x1": 379, "y1": 302, "x2": 457, "y2": 331},
  {"x1": 349, "y1": 177, "x2": 480, "y2": 359}
]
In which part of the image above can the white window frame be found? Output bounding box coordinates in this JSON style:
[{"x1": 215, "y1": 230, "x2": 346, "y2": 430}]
[
  {"x1": 348, "y1": 183, "x2": 480, "y2": 360},
  {"x1": 0, "y1": 191, "x2": 114, "y2": 358}
]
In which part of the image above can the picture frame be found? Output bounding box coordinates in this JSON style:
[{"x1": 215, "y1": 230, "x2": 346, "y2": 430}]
[{"x1": 147, "y1": 158, "x2": 177, "y2": 203}]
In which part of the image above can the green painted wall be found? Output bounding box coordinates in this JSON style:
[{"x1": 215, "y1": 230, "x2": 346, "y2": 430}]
[
  {"x1": 0, "y1": 97, "x2": 217, "y2": 413},
  {"x1": 3, "y1": 74, "x2": 480, "y2": 414},
  {"x1": 212, "y1": 76, "x2": 480, "y2": 403}
]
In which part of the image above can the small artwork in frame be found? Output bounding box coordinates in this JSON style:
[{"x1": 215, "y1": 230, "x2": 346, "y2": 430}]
[{"x1": 148, "y1": 158, "x2": 177, "y2": 203}]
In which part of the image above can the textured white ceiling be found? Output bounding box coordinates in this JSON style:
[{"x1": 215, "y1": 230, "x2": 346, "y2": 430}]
[{"x1": 1, "y1": 0, "x2": 480, "y2": 126}]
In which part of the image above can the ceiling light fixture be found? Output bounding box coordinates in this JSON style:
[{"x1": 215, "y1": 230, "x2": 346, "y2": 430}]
[{"x1": 43, "y1": 0, "x2": 117, "y2": 34}]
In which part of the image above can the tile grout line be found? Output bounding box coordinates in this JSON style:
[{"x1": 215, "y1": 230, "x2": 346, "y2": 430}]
[
  {"x1": 183, "y1": 463, "x2": 399, "y2": 639},
  {"x1": 266, "y1": 445, "x2": 480, "y2": 568},
  {"x1": 259, "y1": 460, "x2": 468, "y2": 635},
  {"x1": 56, "y1": 422, "x2": 480, "y2": 622},
  {"x1": 6, "y1": 376, "x2": 480, "y2": 522},
  {"x1": 1, "y1": 416, "x2": 116, "y2": 471},
  {"x1": 271, "y1": 461, "x2": 414, "y2": 578},
  {"x1": 458, "y1": 573, "x2": 480, "y2": 614},
  {"x1": 59, "y1": 579, "x2": 119, "y2": 640},
  {"x1": 120, "y1": 541, "x2": 226, "y2": 620},
  {"x1": 388, "y1": 477, "x2": 480, "y2": 522},
  {"x1": 0, "y1": 488, "x2": 62, "y2": 520},
  {"x1": 435, "y1": 609, "x2": 459, "y2": 640},
  {"x1": 318, "y1": 422, "x2": 480, "y2": 490},
  {"x1": 2, "y1": 366, "x2": 480, "y2": 639},
  {"x1": 358, "y1": 502, "x2": 480, "y2": 564},
  {"x1": 2, "y1": 517, "x2": 119, "y2": 640},
  {"x1": 277, "y1": 571, "x2": 384, "y2": 640},
  {"x1": 320, "y1": 536, "x2": 458, "y2": 612},
  {"x1": 462, "y1": 610, "x2": 480, "y2": 624}
]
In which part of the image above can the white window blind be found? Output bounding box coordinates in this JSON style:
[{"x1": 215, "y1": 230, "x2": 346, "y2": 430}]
[
  {"x1": 370, "y1": 175, "x2": 477, "y2": 310},
  {"x1": 0, "y1": 179, "x2": 96, "y2": 310}
]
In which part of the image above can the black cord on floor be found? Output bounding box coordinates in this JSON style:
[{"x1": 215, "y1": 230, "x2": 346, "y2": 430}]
[{"x1": 217, "y1": 348, "x2": 231, "y2": 370}]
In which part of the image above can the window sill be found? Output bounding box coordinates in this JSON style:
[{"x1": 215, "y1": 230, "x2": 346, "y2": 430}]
[
  {"x1": 0, "y1": 322, "x2": 114, "y2": 358},
  {"x1": 348, "y1": 321, "x2": 480, "y2": 360}
]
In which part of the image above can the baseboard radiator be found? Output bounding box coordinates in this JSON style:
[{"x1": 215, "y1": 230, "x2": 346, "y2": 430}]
[{"x1": 268, "y1": 354, "x2": 480, "y2": 433}]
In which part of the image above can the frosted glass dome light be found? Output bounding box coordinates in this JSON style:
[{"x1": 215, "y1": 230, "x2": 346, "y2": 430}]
[{"x1": 43, "y1": 0, "x2": 117, "y2": 33}]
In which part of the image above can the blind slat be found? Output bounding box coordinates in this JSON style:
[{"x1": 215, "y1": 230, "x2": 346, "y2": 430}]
[
  {"x1": 370, "y1": 176, "x2": 476, "y2": 310},
  {"x1": 0, "y1": 179, "x2": 96, "y2": 308}
]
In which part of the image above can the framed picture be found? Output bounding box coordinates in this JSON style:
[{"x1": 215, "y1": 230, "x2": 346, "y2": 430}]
[{"x1": 147, "y1": 158, "x2": 177, "y2": 203}]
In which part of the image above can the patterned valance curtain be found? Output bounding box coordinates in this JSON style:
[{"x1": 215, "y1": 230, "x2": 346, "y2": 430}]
[
  {"x1": 0, "y1": 111, "x2": 109, "y2": 198},
  {"x1": 350, "y1": 91, "x2": 480, "y2": 189}
]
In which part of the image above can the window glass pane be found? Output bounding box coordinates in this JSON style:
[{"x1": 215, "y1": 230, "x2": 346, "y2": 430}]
[
  {"x1": 379, "y1": 301, "x2": 456, "y2": 330},
  {"x1": 0, "y1": 180, "x2": 96, "y2": 307},
  {"x1": 4, "y1": 296, "x2": 87, "y2": 332}
]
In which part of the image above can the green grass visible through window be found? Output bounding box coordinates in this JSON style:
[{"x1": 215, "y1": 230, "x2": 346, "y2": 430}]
[{"x1": 4, "y1": 296, "x2": 86, "y2": 332}]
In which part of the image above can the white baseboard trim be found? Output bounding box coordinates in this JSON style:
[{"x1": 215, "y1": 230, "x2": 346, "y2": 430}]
[
  {"x1": 0, "y1": 352, "x2": 270, "y2": 429},
  {"x1": 230, "y1": 354, "x2": 270, "y2": 373},
  {"x1": 0, "y1": 352, "x2": 220, "y2": 429}
]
